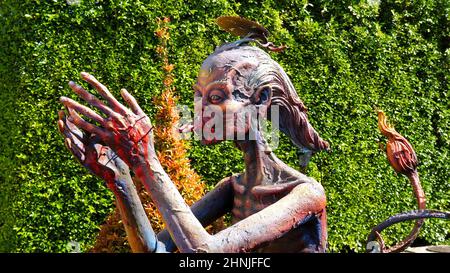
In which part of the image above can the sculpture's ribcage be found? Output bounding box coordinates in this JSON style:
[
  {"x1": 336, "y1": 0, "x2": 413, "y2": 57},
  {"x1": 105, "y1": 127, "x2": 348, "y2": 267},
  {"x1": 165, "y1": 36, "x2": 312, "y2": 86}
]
[
  {"x1": 229, "y1": 175, "x2": 326, "y2": 253},
  {"x1": 231, "y1": 178, "x2": 282, "y2": 223},
  {"x1": 231, "y1": 194, "x2": 267, "y2": 223}
]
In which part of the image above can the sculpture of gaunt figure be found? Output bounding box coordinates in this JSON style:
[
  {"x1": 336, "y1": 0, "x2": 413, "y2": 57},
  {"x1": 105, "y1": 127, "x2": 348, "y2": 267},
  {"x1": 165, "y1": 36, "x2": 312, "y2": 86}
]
[{"x1": 58, "y1": 16, "x2": 331, "y2": 253}]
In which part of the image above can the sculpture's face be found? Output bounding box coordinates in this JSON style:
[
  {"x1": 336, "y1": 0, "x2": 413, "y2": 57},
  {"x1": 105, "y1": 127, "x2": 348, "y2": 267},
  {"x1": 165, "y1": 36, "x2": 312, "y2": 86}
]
[{"x1": 193, "y1": 52, "x2": 268, "y2": 145}]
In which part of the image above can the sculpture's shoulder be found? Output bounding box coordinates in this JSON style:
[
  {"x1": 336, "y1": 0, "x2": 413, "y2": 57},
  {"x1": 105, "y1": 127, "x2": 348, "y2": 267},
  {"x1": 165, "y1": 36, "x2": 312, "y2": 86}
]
[
  {"x1": 214, "y1": 173, "x2": 242, "y2": 190},
  {"x1": 215, "y1": 173, "x2": 245, "y2": 195},
  {"x1": 216, "y1": 173, "x2": 240, "y2": 182}
]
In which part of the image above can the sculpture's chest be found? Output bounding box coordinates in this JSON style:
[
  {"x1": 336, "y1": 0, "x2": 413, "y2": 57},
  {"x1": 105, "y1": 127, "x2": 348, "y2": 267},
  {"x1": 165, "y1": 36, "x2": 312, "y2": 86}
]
[
  {"x1": 228, "y1": 175, "x2": 324, "y2": 253},
  {"x1": 230, "y1": 177, "x2": 289, "y2": 223}
]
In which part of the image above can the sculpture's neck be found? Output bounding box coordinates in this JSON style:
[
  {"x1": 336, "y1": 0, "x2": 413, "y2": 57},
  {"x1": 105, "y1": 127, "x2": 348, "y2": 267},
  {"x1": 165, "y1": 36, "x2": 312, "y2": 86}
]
[{"x1": 235, "y1": 131, "x2": 295, "y2": 187}]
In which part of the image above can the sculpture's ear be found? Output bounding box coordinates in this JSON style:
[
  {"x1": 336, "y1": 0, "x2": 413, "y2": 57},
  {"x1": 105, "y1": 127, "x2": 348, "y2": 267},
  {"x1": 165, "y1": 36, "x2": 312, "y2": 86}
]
[{"x1": 253, "y1": 86, "x2": 272, "y2": 106}]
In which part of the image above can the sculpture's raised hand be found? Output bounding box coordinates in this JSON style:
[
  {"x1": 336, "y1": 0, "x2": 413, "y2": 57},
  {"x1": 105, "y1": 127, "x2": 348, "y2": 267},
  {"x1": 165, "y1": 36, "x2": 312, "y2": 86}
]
[
  {"x1": 60, "y1": 72, "x2": 155, "y2": 170},
  {"x1": 58, "y1": 109, "x2": 166, "y2": 253},
  {"x1": 57, "y1": 109, "x2": 130, "y2": 189}
]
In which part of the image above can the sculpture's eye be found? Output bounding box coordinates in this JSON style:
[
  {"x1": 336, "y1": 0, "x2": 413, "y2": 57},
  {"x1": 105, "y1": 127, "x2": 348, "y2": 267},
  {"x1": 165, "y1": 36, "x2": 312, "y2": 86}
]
[
  {"x1": 210, "y1": 95, "x2": 222, "y2": 102},
  {"x1": 208, "y1": 90, "x2": 225, "y2": 104}
]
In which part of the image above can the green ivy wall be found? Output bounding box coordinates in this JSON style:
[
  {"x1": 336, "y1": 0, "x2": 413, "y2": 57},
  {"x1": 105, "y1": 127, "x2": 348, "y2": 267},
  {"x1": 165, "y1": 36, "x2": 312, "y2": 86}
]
[{"x1": 0, "y1": 0, "x2": 448, "y2": 252}]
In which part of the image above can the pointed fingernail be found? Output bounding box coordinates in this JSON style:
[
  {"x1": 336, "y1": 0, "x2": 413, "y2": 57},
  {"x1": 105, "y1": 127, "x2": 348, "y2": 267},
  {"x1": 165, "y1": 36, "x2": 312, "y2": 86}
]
[
  {"x1": 57, "y1": 121, "x2": 66, "y2": 135},
  {"x1": 80, "y1": 72, "x2": 88, "y2": 78}
]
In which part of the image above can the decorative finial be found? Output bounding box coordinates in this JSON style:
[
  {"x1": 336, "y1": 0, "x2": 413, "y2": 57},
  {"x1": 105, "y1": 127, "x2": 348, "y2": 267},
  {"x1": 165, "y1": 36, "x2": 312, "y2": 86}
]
[
  {"x1": 216, "y1": 16, "x2": 286, "y2": 52},
  {"x1": 377, "y1": 110, "x2": 418, "y2": 175}
]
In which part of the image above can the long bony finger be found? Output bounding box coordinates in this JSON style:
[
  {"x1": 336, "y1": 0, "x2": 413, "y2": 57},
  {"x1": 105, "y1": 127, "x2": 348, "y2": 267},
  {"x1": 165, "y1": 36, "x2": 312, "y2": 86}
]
[
  {"x1": 60, "y1": 96, "x2": 109, "y2": 126},
  {"x1": 80, "y1": 72, "x2": 128, "y2": 115},
  {"x1": 66, "y1": 107, "x2": 109, "y2": 139},
  {"x1": 120, "y1": 88, "x2": 144, "y2": 115},
  {"x1": 67, "y1": 81, "x2": 121, "y2": 120},
  {"x1": 58, "y1": 110, "x2": 86, "y2": 161}
]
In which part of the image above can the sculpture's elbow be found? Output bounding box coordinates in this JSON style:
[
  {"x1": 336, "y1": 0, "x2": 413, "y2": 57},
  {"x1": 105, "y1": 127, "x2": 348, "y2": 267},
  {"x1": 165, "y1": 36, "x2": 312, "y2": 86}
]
[
  {"x1": 292, "y1": 178, "x2": 327, "y2": 211},
  {"x1": 311, "y1": 180, "x2": 327, "y2": 208}
]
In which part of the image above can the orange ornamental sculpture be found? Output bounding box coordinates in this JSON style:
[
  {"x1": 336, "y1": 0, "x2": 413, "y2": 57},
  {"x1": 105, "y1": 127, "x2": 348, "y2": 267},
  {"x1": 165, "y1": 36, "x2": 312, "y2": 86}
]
[{"x1": 366, "y1": 110, "x2": 449, "y2": 253}]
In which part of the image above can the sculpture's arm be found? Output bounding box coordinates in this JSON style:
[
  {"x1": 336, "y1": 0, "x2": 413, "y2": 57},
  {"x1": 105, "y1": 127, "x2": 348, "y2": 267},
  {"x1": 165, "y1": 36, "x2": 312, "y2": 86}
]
[
  {"x1": 205, "y1": 181, "x2": 326, "y2": 252},
  {"x1": 57, "y1": 111, "x2": 165, "y2": 253},
  {"x1": 157, "y1": 176, "x2": 234, "y2": 252},
  {"x1": 111, "y1": 175, "x2": 167, "y2": 253}
]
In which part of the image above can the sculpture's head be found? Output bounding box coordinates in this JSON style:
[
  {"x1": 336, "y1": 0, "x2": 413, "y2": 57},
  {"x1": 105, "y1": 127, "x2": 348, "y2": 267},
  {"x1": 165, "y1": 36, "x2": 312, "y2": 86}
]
[
  {"x1": 193, "y1": 43, "x2": 329, "y2": 153},
  {"x1": 193, "y1": 45, "x2": 271, "y2": 145},
  {"x1": 190, "y1": 16, "x2": 329, "y2": 155}
]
